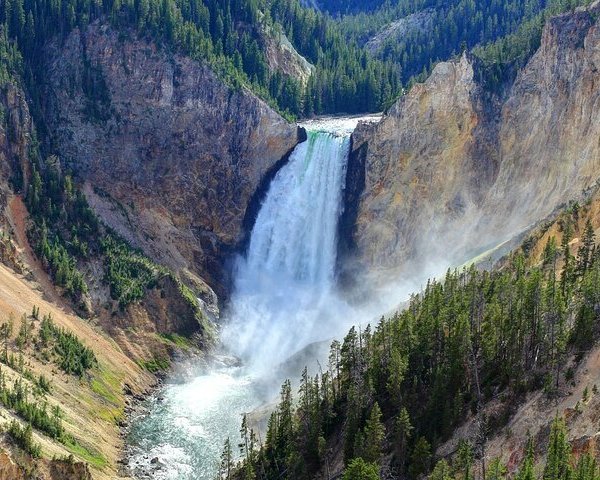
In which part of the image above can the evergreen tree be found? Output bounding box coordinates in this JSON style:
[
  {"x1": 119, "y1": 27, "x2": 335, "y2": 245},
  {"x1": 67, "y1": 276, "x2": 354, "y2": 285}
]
[
  {"x1": 574, "y1": 454, "x2": 599, "y2": 480},
  {"x1": 457, "y1": 440, "x2": 474, "y2": 480},
  {"x1": 342, "y1": 457, "x2": 379, "y2": 480},
  {"x1": 361, "y1": 402, "x2": 385, "y2": 464},
  {"x1": 488, "y1": 457, "x2": 508, "y2": 480},
  {"x1": 409, "y1": 436, "x2": 432, "y2": 479},
  {"x1": 543, "y1": 416, "x2": 571, "y2": 480},
  {"x1": 430, "y1": 460, "x2": 454, "y2": 480},
  {"x1": 393, "y1": 407, "x2": 413, "y2": 466},
  {"x1": 218, "y1": 438, "x2": 234, "y2": 480},
  {"x1": 578, "y1": 220, "x2": 596, "y2": 274},
  {"x1": 517, "y1": 438, "x2": 536, "y2": 480}
]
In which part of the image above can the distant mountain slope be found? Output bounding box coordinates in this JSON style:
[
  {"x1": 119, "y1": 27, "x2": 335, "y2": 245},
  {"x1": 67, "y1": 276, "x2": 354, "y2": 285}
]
[{"x1": 338, "y1": 0, "x2": 593, "y2": 84}]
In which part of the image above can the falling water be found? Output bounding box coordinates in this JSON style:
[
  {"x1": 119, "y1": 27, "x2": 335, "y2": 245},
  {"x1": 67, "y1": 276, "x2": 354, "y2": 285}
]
[
  {"x1": 127, "y1": 118, "x2": 373, "y2": 480},
  {"x1": 223, "y1": 129, "x2": 351, "y2": 371}
]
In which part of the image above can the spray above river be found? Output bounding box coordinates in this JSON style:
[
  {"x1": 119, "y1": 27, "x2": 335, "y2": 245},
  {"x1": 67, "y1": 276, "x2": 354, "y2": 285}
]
[{"x1": 128, "y1": 116, "x2": 379, "y2": 479}]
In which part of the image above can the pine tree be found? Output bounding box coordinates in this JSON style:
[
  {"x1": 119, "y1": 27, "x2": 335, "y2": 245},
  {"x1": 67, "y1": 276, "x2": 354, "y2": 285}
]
[
  {"x1": 517, "y1": 438, "x2": 536, "y2": 480},
  {"x1": 218, "y1": 438, "x2": 234, "y2": 480},
  {"x1": 430, "y1": 460, "x2": 454, "y2": 480},
  {"x1": 362, "y1": 402, "x2": 385, "y2": 464},
  {"x1": 393, "y1": 407, "x2": 413, "y2": 465},
  {"x1": 543, "y1": 416, "x2": 571, "y2": 480},
  {"x1": 0, "y1": 314, "x2": 14, "y2": 362},
  {"x1": 343, "y1": 458, "x2": 379, "y2": 480},
  {"x1": 457, "y1": 440, "x2": 474, "y2": 480},
  {"x1": 239, "y1": 413, "x2": 256, "y2": 480},
  {"x1": 488, "y1": 457, "x2": 508, "y2": 480},
  {"x1": 409, "y1": 436, "x2": 431, "y2": 479},
  {"x1": 578, "y1": 220, "x2": 596, "y2": 274},
  {"x1": 574, "y1": 453, "x2": 599, "y2": 480}
]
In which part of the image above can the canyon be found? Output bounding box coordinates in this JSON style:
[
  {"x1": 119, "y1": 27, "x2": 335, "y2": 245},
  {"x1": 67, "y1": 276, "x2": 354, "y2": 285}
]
[{"x1": 0, "y1": 0, "x2": 599, "y2": 478}]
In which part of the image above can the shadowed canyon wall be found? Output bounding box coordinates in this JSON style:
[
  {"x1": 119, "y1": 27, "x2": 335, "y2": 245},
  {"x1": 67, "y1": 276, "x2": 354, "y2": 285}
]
[{"x1": 41, "y1": 23, "x2": 303, "y2": 296}]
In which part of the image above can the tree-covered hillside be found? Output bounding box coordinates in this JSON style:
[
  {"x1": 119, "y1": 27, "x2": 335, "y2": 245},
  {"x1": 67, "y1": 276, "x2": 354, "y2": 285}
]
[
  {"x1": 302, "y1": 0, "x2": 388, "y2": 15},
  {"x1": 2, "y1": 0, "x2": 592, "y2": 120},
  {"x1": 337, "y1": 0, "x2": 591, "y2": 86},
  {"x1": 0, "y1": 0, "x2": 401, "y2": 117},
  {"x1": 227, "y1": 200, "x2": 600, "y2": 479}
]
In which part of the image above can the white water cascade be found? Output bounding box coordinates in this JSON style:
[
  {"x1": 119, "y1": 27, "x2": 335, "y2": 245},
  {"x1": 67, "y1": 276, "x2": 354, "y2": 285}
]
[
  {"x1": 127, "y1": 118, "x2": 380, "y2": 480},
  {"x1": 223, "y1": 127, "x2": 352, "y2": 371}
]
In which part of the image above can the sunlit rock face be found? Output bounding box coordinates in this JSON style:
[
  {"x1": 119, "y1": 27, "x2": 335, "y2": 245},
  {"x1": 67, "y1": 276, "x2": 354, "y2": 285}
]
[
  {"x1": 348, "y1": 1, "x2": 600, "y2": 279},
  {"x1": 481, "y1": 4, "x2": 600, "y2": 235},
  {"x1": 348, "y1": 53, "x2": 497, "y2": 277},
  {"x1": 41, "y1": 22, "x2": 302, "y2": 295}
]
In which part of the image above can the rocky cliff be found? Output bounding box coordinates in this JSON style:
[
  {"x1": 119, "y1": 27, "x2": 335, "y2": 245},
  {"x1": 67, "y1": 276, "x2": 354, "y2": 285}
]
[
  {"x1": 42, "y1": 23, "x2": 302, "y2": 296},
  {"x1": 0, "y1": 72, "x2": 162, "y2": 480},
  {"x1": 348, "y1": 1, "x2": 600, "y2": 280},
  {"x1": 0, "y1": 84, "x2": 32, "y2": 219}
]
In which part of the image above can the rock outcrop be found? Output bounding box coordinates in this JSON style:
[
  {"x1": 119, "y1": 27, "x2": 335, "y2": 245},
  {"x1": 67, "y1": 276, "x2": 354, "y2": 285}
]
[
  {"x1": 42, "y1": 23, "x2": 302, "y2": 296},
  {"x1": 263, "y1": 25, "x2": 314, "y2": 85},
  {"x1": 0, "y1": 84, "x2": 33, "y2": 274},
  {"x1": 348, "y1": 1, "x2": 600, "y2": 280},
  {"x1": 365, "y1": 9, "x2": 435, "y2": 54},
  {"x1": 0, "y1": 83, "x2": 32, "y2": 214}
]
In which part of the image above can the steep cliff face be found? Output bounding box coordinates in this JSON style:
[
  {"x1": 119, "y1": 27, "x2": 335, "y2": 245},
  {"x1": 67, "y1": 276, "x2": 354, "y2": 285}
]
[
  {"x1": 349, "y1": 1, "x2": 600, "y2": 279},
  {"x1": 0, "y1": 84, "x2": 32, "y2": 215},
  {"x1": 481, "y1": 5, "x2": 600, "y2": 236},
  {"x1": 349, "y1": 53, "x2": 499, "y2": 276},
  {"x1": 0, "y1": 84, "x2": 33, "y2": 274},
  {"x1": 42, "y1": 23, "x2": 302, "y2": 295}
]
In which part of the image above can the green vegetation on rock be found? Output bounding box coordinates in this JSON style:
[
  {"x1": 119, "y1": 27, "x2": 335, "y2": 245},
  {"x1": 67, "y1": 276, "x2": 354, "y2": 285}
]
[{"x1": 232, "y1": 203, "x2": 600, "y2": 479}]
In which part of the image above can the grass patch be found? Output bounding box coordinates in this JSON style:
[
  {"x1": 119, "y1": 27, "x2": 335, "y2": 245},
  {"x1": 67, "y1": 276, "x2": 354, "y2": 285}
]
[
  {"x1": 90, "y1": 367, "x2": 121, "y2": 405},
  {"x1": 63, "y1": 438, "x2": 108, "y2": 469},
  {"x1": 89, "y1": 365, "x2": 125, "y2": 424},
  {"x1": 159, "y1": 333, "x2": 193, "y2": 350},
  {"x1": 138, "y1": 356, "x2": 170, "y2": 373}
]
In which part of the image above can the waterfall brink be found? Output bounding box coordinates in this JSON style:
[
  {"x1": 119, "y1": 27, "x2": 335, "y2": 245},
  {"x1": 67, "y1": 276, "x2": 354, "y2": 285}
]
[{"x1": 223, "y1": 129, "x2": 352, "y2": 371}]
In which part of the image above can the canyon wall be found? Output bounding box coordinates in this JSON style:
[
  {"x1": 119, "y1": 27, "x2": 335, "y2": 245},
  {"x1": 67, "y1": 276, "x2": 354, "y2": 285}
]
[
  {"x1": 348, "y1": 1, "x2": 600, "y2": 279},
  {"x1": 42, "y1": 23, "x2": 303, "y2": 295}
]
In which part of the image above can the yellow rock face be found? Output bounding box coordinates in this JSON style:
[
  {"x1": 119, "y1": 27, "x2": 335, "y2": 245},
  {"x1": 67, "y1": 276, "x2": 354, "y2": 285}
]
[{"x1": 351, "y1": 3, "x2": 600, "y2": 280}]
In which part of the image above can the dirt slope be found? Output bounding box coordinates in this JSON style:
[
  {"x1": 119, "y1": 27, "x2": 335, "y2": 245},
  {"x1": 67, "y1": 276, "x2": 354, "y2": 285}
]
[{"x1": 0, "y1": 194, "x2": 154, "y2": 479}]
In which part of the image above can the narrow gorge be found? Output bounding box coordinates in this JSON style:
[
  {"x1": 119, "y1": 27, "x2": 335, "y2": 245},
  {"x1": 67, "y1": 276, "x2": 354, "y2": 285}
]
[{"x1": 0, "y1": 0, "x2": 599, "y2": 479}]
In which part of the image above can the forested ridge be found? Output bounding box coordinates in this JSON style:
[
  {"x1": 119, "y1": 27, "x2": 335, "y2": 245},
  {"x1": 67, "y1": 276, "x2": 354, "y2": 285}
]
[
  {"x1": 335, "y1": 0, "x2": 592, "y2": 89},
  {"x1": 0, "y1": 0, "x2": 402, "y2": 117},
  {"x1": 1, "y1": 0, "x2": 593, "y2": 121},
  {"x1": 225, "y1": 202, "x2": 600, "y2": 480},
  {"x1": 303, "y1": 0, "x2": 389, "y2": 15}
]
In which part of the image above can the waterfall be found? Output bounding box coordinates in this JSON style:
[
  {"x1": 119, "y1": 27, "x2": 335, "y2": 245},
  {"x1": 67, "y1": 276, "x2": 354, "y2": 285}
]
[
  {"x1": 223, "y1": 128, "x2": 352, "y2": 371},
  {"x1": 128, "y1": 118, "x2": 385, "y2": 480}
]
